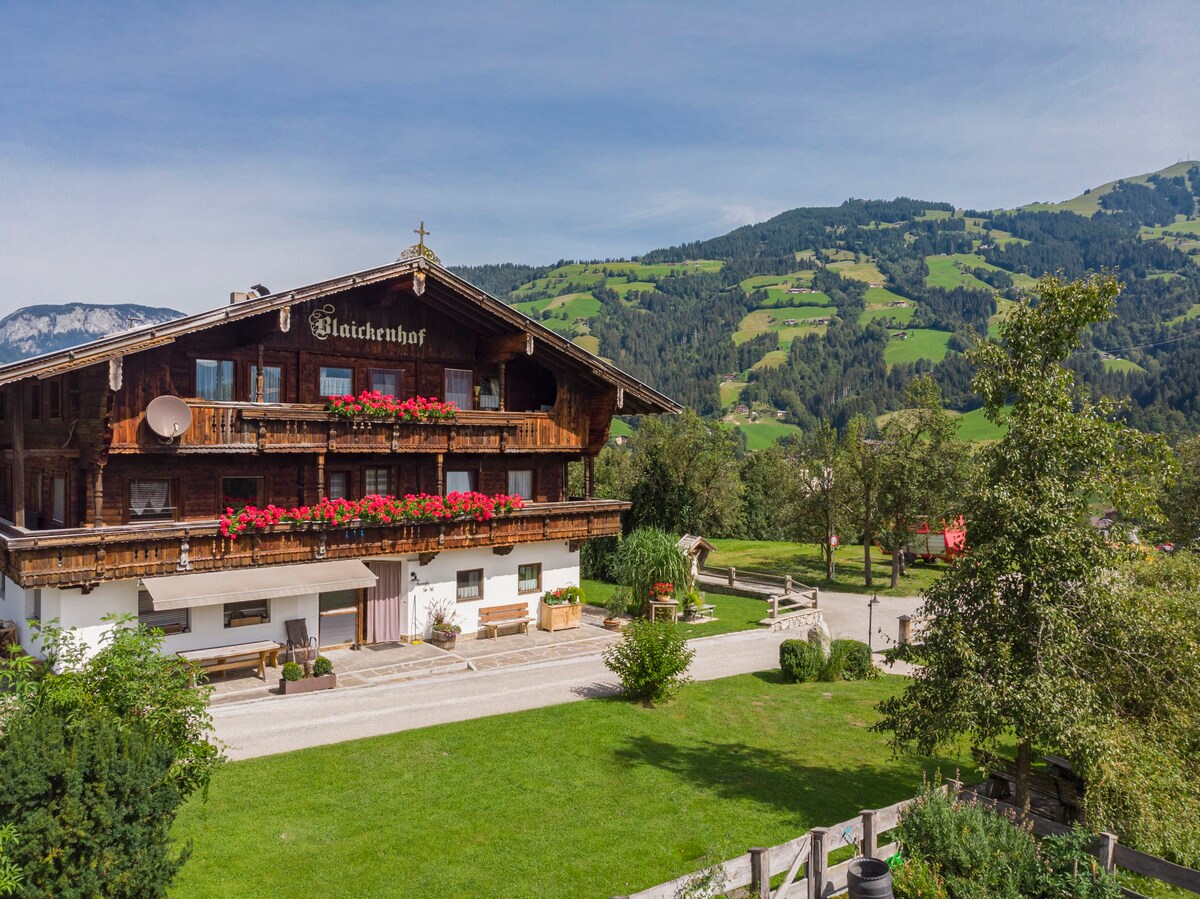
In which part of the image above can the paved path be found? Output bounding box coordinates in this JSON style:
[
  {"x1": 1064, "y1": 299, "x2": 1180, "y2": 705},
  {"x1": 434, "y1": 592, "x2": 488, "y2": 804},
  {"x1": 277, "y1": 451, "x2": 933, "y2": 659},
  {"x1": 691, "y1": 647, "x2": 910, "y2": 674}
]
[
  {"x1": 212, "y1": 592, "x2": 923, "y2": 761},
  {"x1": 213, "y1": 627, "x2": 796, "y2": 760}
]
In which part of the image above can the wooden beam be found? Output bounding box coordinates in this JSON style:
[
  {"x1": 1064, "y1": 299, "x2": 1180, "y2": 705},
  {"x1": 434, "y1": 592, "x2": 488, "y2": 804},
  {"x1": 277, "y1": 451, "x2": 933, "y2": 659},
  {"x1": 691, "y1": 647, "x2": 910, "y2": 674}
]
[
  {"x1": 91, "y1": 463, "x2": 105, "y2": 528},
  {"x1": 477, "y1": 333, "x2": 529, "y2": 363},
  {"x1": 11, "y1": 388, "x2": 24, "y2": 529}
]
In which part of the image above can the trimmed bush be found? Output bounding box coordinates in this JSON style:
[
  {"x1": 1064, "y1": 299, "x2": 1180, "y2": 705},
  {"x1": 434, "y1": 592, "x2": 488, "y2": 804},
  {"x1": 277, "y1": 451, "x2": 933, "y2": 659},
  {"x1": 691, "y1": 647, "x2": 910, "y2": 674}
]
[
  {"x1": 602, "y1": 620, "x2": 694, "y2": 705},
  {"x1": 822, "y1": 639, "x2": 877, "y2": 681},
  {"x1": 282, "y1": 661, "x2": 303, "y2": 682},
  {"x1": 779, "y1": 639, "x2": 824, "y2": 683},
  {"x1": 311, "y1": 656, "x2": 333, "y2": 677}
]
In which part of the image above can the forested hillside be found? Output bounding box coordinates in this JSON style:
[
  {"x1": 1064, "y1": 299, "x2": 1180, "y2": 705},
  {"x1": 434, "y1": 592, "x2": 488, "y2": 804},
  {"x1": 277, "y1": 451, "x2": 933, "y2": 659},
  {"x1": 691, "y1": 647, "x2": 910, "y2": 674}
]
[{"x1": 455, "y1": 161, "x2": 1200, "y2": 442}]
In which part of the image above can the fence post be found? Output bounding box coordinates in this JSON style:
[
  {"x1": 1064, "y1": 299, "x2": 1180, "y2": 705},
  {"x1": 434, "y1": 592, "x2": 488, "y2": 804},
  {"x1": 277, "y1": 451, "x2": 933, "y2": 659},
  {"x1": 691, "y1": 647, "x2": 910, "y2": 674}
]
[
  {"x1": 898, "y1": 614, "x2": 913, "y2": 645},
  {"x1": 770, "y1": 596, "x2": 778, "y2": 618},
  {"x1": 729, "y1": 566, "x2": 736, "y2": 587},
  {"x1": 750, "y1": 846, "x2": 771, "y2": 899},
  {"x1": 808, "y1": 827, "x2": 828, "y2": 899},
  {"x1": 785, "y1": 574, "x2": 793, "y2": 594},
  {"x1": 860, "y1": 809, "x2": 878, "y2": 859},
  {"x1": 1095, "y1": 832, "x2": 1118, "y2": 874},
  {"x1": 946, "y1": 776, "x2": 963, "y2": 799}
]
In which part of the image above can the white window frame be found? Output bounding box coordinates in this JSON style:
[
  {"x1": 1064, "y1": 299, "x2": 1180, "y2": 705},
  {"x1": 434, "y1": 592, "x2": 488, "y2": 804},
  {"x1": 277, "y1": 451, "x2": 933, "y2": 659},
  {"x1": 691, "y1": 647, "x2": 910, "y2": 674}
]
[
  {"x1": 518, "y1": 563, "x2": 541, "y2": 595},
  {"x1": 456, "y1": 569, "x2": 483, "y2": 602}
]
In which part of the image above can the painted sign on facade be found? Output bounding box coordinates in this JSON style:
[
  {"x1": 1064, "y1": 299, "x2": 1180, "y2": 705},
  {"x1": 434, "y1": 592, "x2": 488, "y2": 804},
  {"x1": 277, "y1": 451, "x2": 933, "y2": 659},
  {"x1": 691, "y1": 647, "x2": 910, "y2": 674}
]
[{"x1": 308, "y1": 304, "x2": 426, "y2": 346}]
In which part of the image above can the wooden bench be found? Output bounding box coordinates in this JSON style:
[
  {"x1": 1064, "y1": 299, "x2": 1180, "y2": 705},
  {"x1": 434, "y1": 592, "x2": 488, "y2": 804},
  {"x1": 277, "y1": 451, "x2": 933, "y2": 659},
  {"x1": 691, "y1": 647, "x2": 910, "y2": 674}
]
[
  {"x1": 984, "y1": 758, "x2": 1082, "y2": 823},
  {"x1": 479, "y1": 603, "x2": 532, "y2": 639},
  {"x1": 686, "y1": 603, "x2": 716, "y2": 622},
  {"x1": 178, "y1": 640, "x2": 282, "y2": 684}
]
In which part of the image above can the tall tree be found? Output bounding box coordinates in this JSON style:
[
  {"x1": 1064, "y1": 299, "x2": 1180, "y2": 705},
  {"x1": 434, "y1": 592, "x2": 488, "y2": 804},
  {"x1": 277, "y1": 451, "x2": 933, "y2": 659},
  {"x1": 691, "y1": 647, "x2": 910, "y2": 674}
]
[
  {"x1": 875, "y1": 377, "x2": 970, "y2": 588},
  {"x1": 842, "y1": 414, "x2": 883, "y2": 587},
  {"x1": 875, "y1": 274, "x2": 1171, "y2": 813},
  {"x1": 786, "y1": 423, "x2": 853, "y2": 580}
]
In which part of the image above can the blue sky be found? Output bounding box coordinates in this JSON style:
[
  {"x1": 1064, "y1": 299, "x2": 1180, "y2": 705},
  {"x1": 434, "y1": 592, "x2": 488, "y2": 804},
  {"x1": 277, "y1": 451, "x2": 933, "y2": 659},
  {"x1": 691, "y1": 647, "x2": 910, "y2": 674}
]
[{"x1": 1, "y1": 1, "x2": 1198, "y2": 314}]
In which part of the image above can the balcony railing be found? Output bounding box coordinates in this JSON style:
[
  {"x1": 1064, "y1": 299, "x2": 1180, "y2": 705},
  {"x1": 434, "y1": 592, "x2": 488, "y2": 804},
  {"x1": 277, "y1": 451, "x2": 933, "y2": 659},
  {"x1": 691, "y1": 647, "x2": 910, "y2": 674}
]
[
  {"x1": 0, "y1": 500, "x2": 626, "y2": 589},
  {"x1": 108, "y1": 402, "x2": 586, "y2": 455}
]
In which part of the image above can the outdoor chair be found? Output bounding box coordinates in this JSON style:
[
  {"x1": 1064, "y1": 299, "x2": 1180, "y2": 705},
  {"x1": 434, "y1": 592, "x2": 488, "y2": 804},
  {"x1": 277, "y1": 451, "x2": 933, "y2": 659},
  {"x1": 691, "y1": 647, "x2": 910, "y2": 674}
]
[{"x1": 284, "y1": 618, "x2": 318, "y2": 666}]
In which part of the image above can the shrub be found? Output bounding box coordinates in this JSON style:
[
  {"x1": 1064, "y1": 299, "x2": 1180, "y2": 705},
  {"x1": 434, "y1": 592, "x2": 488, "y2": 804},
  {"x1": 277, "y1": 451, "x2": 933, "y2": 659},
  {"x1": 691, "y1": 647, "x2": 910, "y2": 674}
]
[
  {"x1": 0, "y1": 708, "x2": 186, "y2": 898},
  {"x1": 311, "y1": 656, "x2": 333, "y2": 677},
  {"x1": 602, "y1": 620, "x2": 695, "y2": 705},
  {"x1": 897, "y1": 785, "x2": 1045, "y2": 899},
  {"x1": 893, "y1": 856, "x2": 948, "y2": 899},
  {"x1": 543, "y1": 585, "x2": 583, "y2": 605},
  {"x1": 837, "y1": 639, "x2": 878, "y2": 680},
  {"x1": 282, "y1": 661, "x2": 303, "y2": 682},
  {"x1": 779, "y1": 639, "x2": 824, "y2": 683},
  {"x1": 605, "y1": 588, "x2": 630, "y2": 619},
  {"x1": 1040, "y1": 828, "x2": 1122, "y2": 899}
]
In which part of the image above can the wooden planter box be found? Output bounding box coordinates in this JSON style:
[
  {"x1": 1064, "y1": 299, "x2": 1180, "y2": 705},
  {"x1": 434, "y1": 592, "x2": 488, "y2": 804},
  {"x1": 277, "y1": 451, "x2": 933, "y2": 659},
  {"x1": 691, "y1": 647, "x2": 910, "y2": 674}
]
[
  {"x1": 539, "y1": 601, "x2": 582, "y2": 633},
  {"x1": 428, "y1": 630, "x2": 458, "y2": 650},
  {"x1": 279, "y1": 673, "x2": 337, "y2": 695}
]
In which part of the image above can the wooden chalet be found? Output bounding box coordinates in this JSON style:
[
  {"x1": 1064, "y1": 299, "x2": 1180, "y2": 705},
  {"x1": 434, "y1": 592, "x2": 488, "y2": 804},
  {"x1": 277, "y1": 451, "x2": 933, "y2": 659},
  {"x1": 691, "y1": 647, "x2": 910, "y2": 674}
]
[{"x1": 0, "y1": 245, "x2": 678, "y2": 656}]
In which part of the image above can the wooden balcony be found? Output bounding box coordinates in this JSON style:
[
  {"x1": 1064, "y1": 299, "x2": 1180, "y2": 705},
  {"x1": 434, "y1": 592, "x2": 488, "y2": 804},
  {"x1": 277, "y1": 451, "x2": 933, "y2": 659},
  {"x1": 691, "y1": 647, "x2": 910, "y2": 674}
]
[
  {"x1": 108, "y1": 402, "x2": 587, "y2": 455},
  {"x1": 0, "y1": 500, "x2": 626, "y2": 589}
]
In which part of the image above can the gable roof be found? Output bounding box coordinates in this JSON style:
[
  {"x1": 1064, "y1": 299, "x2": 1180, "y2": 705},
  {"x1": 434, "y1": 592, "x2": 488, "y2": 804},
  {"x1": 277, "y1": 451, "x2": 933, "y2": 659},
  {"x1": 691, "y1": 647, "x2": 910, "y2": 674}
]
[{"x1": 0, "y1": 256, "x2": 680, "y2": 415}]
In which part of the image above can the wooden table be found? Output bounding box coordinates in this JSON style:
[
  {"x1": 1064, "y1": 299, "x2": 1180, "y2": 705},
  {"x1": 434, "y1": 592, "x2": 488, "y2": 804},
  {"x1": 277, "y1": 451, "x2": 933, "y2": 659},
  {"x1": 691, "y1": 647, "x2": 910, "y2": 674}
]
[
  {"x1": 178, "y1": 640, "x2": 282, "y2": 683},
  {"x1": 648, "y1": 600, "x2": 679, "y2": 623}
]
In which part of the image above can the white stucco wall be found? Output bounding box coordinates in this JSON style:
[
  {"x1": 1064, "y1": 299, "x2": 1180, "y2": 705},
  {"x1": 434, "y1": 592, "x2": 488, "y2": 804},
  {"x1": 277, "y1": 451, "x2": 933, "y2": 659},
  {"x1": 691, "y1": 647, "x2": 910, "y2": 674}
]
[{"x1": 1, "y1": 538, "x2": 580, "y2": 657}]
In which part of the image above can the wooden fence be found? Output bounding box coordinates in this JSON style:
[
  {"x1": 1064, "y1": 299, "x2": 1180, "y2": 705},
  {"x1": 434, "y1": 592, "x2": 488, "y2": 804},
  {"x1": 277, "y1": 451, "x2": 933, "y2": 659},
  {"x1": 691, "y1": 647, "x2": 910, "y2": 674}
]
[{"x1": 613, "y1": 781, "x2": 1200, "y2": 899}]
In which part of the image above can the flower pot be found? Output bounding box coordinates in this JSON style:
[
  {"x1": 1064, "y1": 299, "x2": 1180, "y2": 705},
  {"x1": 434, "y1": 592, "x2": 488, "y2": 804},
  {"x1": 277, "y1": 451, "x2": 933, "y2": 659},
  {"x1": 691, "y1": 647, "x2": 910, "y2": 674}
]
[
  {"x1": 603, "y1": 617, "x2": 623, "y2": 632},
  {"x1": 279, "y1": 673, "x2": 337, "y2": 695},
  {"x1": 539, "y1": 601, "x2": 582, "y2": 633},
  {"x1": 428, "y1": 630, "x2": 458, "y2": 650}
]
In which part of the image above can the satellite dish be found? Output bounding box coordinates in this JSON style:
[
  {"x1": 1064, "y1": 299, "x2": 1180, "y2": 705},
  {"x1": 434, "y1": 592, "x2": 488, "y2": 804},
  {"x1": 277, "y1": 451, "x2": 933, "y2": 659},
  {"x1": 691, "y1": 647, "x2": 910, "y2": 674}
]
[{"x1": 145, "y1": 395, "x2": 193, "y2": 439}]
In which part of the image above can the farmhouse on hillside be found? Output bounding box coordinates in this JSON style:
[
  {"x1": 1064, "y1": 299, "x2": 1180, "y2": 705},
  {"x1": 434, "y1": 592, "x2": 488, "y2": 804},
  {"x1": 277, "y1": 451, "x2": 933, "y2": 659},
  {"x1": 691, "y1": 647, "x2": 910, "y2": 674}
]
[{"x1": 0, "y1": 243, "x2": 678, "y2": 658}]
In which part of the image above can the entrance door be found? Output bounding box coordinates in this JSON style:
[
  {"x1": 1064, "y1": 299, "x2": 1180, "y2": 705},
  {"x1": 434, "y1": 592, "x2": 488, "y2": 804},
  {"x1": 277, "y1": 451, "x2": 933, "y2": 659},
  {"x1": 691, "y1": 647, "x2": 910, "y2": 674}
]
[
  {"x1": 365, "y1": 562, "x2": 407, "y2": 643},
  {"x1": 319, "y1": 589, "x2": 359, "y2": 648}
]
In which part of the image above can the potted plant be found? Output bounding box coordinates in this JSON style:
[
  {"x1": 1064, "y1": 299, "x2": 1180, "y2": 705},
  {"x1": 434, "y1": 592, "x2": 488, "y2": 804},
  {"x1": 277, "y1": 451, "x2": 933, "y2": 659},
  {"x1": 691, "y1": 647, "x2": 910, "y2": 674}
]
[
  {"x1": 603, "y1": 588, "x2": 629, "y2": 632},
  {"x1": 538, "y1": 585, "x2": 584, "y2": 633},
  {"x1": 427, "y1": 599, "x2": 462, "y2": 650},
  {"x1": 279, "y1": 656, "x2": 337, "y2": 695}
]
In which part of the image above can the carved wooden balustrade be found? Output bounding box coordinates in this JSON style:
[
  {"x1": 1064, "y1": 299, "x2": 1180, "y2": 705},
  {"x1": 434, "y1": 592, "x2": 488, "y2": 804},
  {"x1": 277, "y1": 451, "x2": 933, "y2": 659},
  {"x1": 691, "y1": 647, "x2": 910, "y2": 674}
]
[
  {"x1": 0, "y1": 500, "x2": 626, "y2": 589},
  {"x1": 108, "y1": 403, "x2": 586, "y2": 455}
]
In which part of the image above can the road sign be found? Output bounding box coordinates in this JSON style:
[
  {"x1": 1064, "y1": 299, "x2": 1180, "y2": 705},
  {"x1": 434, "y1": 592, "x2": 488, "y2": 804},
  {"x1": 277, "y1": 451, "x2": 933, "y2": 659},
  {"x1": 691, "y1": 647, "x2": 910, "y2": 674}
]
[{"x1": 829, "y1": 534, "x2": 839, "y2": 547}]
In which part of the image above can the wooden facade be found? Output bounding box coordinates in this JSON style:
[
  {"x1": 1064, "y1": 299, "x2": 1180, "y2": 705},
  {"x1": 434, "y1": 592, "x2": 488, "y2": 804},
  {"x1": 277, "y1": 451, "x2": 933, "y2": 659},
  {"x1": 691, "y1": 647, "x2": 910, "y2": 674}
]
[{"x1": 0, "y1": 258, "x2": 678, "y2": 590}]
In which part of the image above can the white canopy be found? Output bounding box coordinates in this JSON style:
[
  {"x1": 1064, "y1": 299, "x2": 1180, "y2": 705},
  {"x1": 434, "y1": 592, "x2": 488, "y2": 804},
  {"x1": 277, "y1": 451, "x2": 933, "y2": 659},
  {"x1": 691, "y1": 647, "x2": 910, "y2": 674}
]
[{"x1": 140, "y1": 560, "x2": 378, "y2": 610}]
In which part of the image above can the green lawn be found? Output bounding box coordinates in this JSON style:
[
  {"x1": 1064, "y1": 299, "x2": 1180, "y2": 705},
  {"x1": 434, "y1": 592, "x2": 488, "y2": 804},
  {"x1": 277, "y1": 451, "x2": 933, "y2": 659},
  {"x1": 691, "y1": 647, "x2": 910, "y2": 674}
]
[
  {"x1": 582, "y1": 579, "x2": 772, "y2": 637},
  {"x1": 608, "y1": 418, "x2": 633, "y2": 438},
  {"x1": 827, "y1": 258, "x2": 887, "y2": 284},
  {"x1": 733, "y1": 417, "x2": 805, "y2": 450},
  {"x1": 924, "y1": 254, "x2": 994, "y2": 291},
  {"x1": 1168, "y1": 302, "x2": 1200, "y2": 325},
  {"x1": 1102, "y1": 357, "x2": 1146, "y2": 374},
  {"x1": 954, "y1": 406, "x2": 1007, "y2": 442},
  {"x1": 859, "y1": 304, "x2": 915, "y2": 326},
  {"x1": 751, "y1": 349, "x2": 791, "y2": 370},
  {"x1": 706, "y1": 538, "x2": 945, "y2": 597},
  {"x1": 172, "y1": 676, "x2": 968, "y2": 899},
  {"x1": 719, "y1": 380, "x2": 747, "y2": 408},
  {"x1": 611, "y1": 280, "x2": 657, "y2": 297},
  {"x1": 884, "y1": 328, "x2": 952, "y2": 366}
]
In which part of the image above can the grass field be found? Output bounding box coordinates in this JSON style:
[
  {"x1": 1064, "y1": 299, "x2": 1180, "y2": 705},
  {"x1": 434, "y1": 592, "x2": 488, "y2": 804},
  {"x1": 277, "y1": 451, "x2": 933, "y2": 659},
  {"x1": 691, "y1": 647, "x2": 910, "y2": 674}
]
[
  {"x1": 572, "y1": 334, "x2": 600, "y2": 354},
  {"x1": 719, "y1": 380, "x2": 747, "y2": 408},
  {"x1": 924, "y1": 254, "x2": 995, "y2": 291},
  {"x1": 1103, "y1": 357, "x2": 1147, "y2": 374},
  {"x1": 751, "y1": 349, "x2": 792, "y2": 370},
  {"x1": 581, "y1": 579, "x2": 771, "y2": 637},
  {"x1": 611, "y1": 280, "x2": 657, "y2": 297},
  {"x1": 609, "y1": 418, "x2": 633, "y2": 438},
  {"x1": 172, "y1": 675, "x2": 965, "y2": 899},
  {"x1": 706, "y1": 538, "x2": 945, "y2": 597},
  {"x1": 761, "y1": 289, "x2": 832, "y2": 308},
  {"x1": 827, "y1": 258, "x2": 887, "y2": 284},
  {"x1": 1169, "y1": 303, "x2": 1200, "y2": 324},
  {"x1": 730, "y1": 417, "x2": 804, "y2": 450},
  {"x1": 884, "y1": 328, "x2": 952, "y2": 366},
  {"x1": 954, "y1": 406, "x2": 1007, "y2": 441},
  {"x1": 1019, "y1": 161, "x2": 1198, "y2": 216},
  {"x1": 735, "y1": 309, "x2": 831, "y2": 347}
]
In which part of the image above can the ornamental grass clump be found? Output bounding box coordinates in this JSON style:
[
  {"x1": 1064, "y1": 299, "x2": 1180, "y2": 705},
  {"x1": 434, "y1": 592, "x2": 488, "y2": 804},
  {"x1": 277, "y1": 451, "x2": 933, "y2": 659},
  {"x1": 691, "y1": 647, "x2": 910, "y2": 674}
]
[
  {"x1": 325, "y1": 391, "x2": 458, "y2": 422},
  {"x1": 602, "y1": 619, "x2": 694, "y2": 706},
  {"x1": 220, "y1": 492, "x2": 525, "y2": 539},
  {"x1": 610, "y1": 528, "x2": 691, "y2": 615}
]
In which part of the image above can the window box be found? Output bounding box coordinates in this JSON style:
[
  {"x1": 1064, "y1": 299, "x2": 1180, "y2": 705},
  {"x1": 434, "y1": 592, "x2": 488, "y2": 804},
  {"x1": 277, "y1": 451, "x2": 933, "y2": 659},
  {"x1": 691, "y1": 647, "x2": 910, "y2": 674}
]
[{"x1": 279, "y1": 673, "x2": 337, "y2": 695}]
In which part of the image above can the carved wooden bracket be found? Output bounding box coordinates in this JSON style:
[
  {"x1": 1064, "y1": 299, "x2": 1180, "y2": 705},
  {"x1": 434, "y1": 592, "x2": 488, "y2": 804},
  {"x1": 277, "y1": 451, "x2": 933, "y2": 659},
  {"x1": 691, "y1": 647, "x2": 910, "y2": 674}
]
[
  {"x1": 567, "y1": 540, "x2": 582, "y2": 553},
  {"x1": 418, "y1": 551, "x2": 438, "y2": 566},
  {"x1": 492, "y1": 545, "x2": 514, "y2": 556}
]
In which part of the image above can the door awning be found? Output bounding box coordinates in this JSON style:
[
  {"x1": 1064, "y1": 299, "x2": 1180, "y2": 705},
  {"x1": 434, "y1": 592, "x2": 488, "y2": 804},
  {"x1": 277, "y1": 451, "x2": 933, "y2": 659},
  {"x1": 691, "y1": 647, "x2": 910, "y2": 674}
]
[{"x1": 140, "y1": 560, "x2": 378, "y2": 611}]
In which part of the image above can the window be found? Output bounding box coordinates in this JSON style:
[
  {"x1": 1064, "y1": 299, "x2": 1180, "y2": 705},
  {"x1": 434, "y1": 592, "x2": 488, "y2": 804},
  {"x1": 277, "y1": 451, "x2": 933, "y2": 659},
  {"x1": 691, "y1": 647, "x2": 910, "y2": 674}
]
[
  {"x1": 138, "y1": 589, "x2": 189, "y2": 635},
  {"x1": 27, "y1": 588, "x2": 41, "y2": 623},
  {"x1": 320, "y1": 367, "x2": 353, "y2": 397},
  {"x1": 518, "y1": 563, "x2": 541, "y2": 594},
  {"x1": 369, "y1": 368, "x2": 401, "y2": 396},
  {"x1": 223, "y1": 599, "x2": 270, "y2": 628},
  {"x1": 479, "y1": 377, "x2": 500, "y2": 410},
  {"x1": 221, "y1": 477, "x2": 262, "y2": 510},
  {"x1": 249, "y1": 365, "x2": 283, "y2": 403},
  {"x1": 456, "y1": 569, "x2": 483, "y2": 602},
  {"x1": 195, "y1": 359, "x2": 235, "y2": 401},
  {"x1": 48, "y1": 381, "x2": 62, "y2": 419},
  {"x1": 29, "y1": 384, "x2": 41, "y2": 420},
  {"x1": 507, "y1": 469, "x2": 533, "y2": 500},
  {"x1": 129, "y1": 478, "x2": 175, "y2": 522},
  {"x1": 30, "y1": 471, "x2": 42, "y2": 512},
  {"x1": 328, "y1": 471, "x2": 350, "y2": 500},
  {"x1": 51, "y1": 475, "x2": 65, "y2": 524},
  {"x1": 365, "y1": 468, "x2": 391, "y2": 496},
  {"x1": 445, "y1": 470, "x2": 475, "y2": 494},
  {"x1": 444, "y1": 368, "x2": 473, "y2": 409}
]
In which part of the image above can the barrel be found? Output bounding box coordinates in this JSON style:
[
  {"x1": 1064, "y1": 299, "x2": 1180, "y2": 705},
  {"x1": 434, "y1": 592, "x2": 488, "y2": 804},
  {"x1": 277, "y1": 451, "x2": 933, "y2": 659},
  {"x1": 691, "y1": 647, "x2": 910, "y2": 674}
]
[{"x1": 846, "y1": 856, "x2": 894, "y2": 899}]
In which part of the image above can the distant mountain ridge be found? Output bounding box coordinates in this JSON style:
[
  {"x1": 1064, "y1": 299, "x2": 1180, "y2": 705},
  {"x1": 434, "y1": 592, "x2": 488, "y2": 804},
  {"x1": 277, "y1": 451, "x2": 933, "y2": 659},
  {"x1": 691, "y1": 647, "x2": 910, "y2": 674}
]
[{"x1": 0, "y1": 303, "x2": 183, "y2": 363}]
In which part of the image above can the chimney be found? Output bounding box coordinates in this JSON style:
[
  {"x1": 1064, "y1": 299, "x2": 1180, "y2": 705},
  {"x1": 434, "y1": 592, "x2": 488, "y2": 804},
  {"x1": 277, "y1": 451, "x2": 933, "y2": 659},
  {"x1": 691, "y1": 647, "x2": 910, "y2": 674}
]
[{"x1": 230, "y1": 291, "x2": 252, "y2": 305}]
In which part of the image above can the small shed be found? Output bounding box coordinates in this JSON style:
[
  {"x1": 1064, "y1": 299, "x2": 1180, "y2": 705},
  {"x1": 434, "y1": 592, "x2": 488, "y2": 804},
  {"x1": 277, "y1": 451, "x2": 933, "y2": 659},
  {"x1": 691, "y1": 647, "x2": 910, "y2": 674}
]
[{"x1": 676, "y1": 534, "x2": 716, "y2": 579}]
